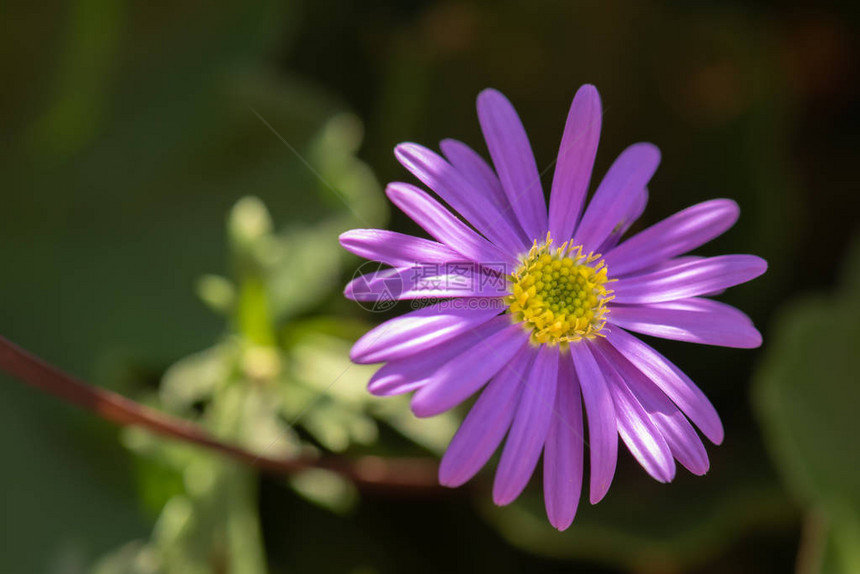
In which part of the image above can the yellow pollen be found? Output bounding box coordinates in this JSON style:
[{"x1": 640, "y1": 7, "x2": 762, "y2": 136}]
[{"x1": 505, "y1": 233, "x2": 614, "y2": 346}]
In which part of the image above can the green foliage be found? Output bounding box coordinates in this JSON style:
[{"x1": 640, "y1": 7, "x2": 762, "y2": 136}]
[
  {"x1": 93, "y1": 194, "x2": 459, "y2": 573},
  {"x1": 754, "y1": 237, "x2": 860, "y2": 574},
  {"x1": 0, "y1": 1, "x2": 325, "y2": 571},
  {"x1": 0, "y1": 0, "x2": 401, "y2": 570}
]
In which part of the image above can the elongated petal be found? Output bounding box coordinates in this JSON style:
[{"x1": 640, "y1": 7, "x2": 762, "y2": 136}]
[
  {"x1": 605, "y1": 327, "x2": 723, "y2": 444},
  {"x1": 411, "y1": 322, "x2": 529, "y2": 417},
  {"x1": 351, "y1": 299, "x2": 505, "y2": 364},
  {"x1": 548, "y1": 85, "x2": 602, "y2": 242},
  {"x1": 574, "y1": 143, "x2": 661, "y2": 253},
  {"x1": 598, "y1": 187, "x2": 649, "y2": 253},
  {"x1": 367, "y1": 316, "x2": 510, "y2": 396},
  {"x1": 387, "y1": 182, "x2": 513, "y2": 264},
  {"x1": 643, "y1": 297, "x2": 754, "y2": 323},
  {"x1": 598, "y1": 341, "x2": 709, "y2": 475},
  {"x1": 477, "y1": 89, "x2": 547, "y2": 240},
  {"x1": 642, "y1": 399, "x2": 709, "y2": 476},
  {"x1": 439, "y1": 346, "x2": 533, "y2": 487},
  {"x1": 344, "y1": 265, "x2": 510, "y2": 301},
  {"x1": 615, "y1": 257, "x2": 726, "y2": 296},
  {"x1": 339, "y1": 229, "x2": 463, "y2": 267},
  {"x1": 396, "y1": 143, "x2": 527, "y2": 254},
  {"x1": 570, "y1": 343, "x2": 617, "y2": 504},
  {"x1": 543, "y1": 354, "x2": 584, "y2": 530},
  {"x1": 493, "y1": 345, "x2": 559, "y2": 505},
  {"x1": 604, "y1": 199, "x2": 740, "y2": 276},
  {"x1": 607, "y1": 299, "x2": 762, "y2": 348},
  {"x1": 597, "y1": 352, "x2": 675, "y2": 482},
  {"x1": 615, "y1": 255, "x2": 703, "y2": 278},
  {"x1": 439, "y1": 138, "x2": 510, "y2": 212},
  {"x1": 611, "y1": 255, "x2": 767, "y2": 304},
  {"x1": 619, "y1": 187, "x2": 649, "y2": 236}
]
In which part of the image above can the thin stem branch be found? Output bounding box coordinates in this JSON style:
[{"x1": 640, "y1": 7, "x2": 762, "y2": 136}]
[{"x1": 0, "y1": 335, "x2": 448, "y2": 494}]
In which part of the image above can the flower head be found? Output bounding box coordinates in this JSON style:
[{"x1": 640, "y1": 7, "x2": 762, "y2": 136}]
[
  {"x1": 341, "y1": 85, "x2": 767, "y2": 530},
  {"x1": 508, "y1": 235, "x2": 613, "y2": 344}
]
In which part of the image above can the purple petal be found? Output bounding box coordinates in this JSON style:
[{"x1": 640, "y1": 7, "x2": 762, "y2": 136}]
[
  {"x1": 340, "y1": 229, "x2": 464, "y2": 267},
  {"x1": 597, "y1": 187, "x2": 649, "y2": 253},
  {"x1": 604, "y1": 199, "x2": 740, "y2": 276},
  {"x1": 395, "y1": 143, "x2": 528, "y2": 255},
  {"x1": 411, "y1": 322, "x2": 529, "y2": 417},
  {"x1": 616, "y1": 255, "x2": 703, "y2": 278},
  {"x1": 439, "y1": 138, "x2": 510, "y2": 212},
  {"x1": 543, "y1": 353, "x2": 584, "y2": 530},
  {"x1": 351, "y1": 299, "x2": 505, "y2": 364},
  {"x1": 605, "y1": 328, "x2": 723, "y2": 444},
  {"x1": 570, "y1": 343, "x2": 618, "y2": 504},
  {"x1": 344, "y1": 265, "x2": 511, "y2": 301},
  {"x1": 595, "y1": 339, "x2": 709, "y2": 475},
  {"x1": 620, "y1": 362, "x2": 709, "y2": 475},
  {"x1": 386, "y1": 182, "x2": 514, "y2": 265},
  {"x1": 493, "y1": 345, "x2": 559, "y2": 505},
  {"x1": 596, "y1": 352, "x2": 676, "y2": 482},
  {"x1": 477, "y1": 89, "x2": 547, "y2": 240},
  {"x1": 439, "y1": 346, "x2": 533, "y2": 487},
  {"x1": 574, "y1": 143, "x2": 661, "y2": 254},
  {"x1": 615, "y1": 257, "x2": 727, "y2": 297},
  {"x1": 611, "y1": 255, "x2": 767, "y2": 304},
  {"x1": 548, "y1": 85, "x2": 602, "y2": 243},
  {"x1": 618, "y1": 187, "x2": 649, "y2": 236},
  {"x1": 367, "y1": 370, "x2": 425, "y2": 397},
  {"x1": 648, "y1": 297, "x2": 754, "y2": 323},
  {"x1": 607, "y1": 298, "x2": 762, "y2": 348},
  {"x1": 367, "y1": 316, "x2": 510, "y2": 396},
  {"x1": 439, "y1": 138, "x2": 531, "y2": 248}
]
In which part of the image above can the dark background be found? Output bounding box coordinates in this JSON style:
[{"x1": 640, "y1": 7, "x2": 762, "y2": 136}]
[{"x1": 1, "y1": 1, "x2": 857, "y2": 572}]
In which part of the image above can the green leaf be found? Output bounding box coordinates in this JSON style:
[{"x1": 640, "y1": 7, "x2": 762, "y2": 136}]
[
  {"x1": 91, "y1": 541, "x2": 160, "y2": 574},
  {"x1": 159, "y1": 345, "x2": 234, "y2": 412},
  {"x1": 754, "y1": 238, "x2": 860, "y2": 574},
  {"x1": 196, "y1": 275, "x2": 237, "y2": 316},
  {"x1": 369, "y1": 397, "x2": 458, "y2": 456},
  {"x1": 268, "y1": 222, "x2": 349, "y2": 321},
  {"x1": 754, "y1": 296, "x2": 860, "y2": 512},
  {"x1": 289, "y1": 468, "x2": 358, "y2": 514}
]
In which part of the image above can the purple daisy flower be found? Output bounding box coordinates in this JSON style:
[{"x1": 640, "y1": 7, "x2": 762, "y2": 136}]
[{"x1": 340, "y1": 85, "x2": 767, "y2": 530}]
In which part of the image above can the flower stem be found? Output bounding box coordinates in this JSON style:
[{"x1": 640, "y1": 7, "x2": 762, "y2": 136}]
[{"x1": 0, "y1": 335, "x2": 449, "y2": 494}]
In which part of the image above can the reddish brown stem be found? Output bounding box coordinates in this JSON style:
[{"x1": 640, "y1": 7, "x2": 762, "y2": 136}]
[{"x1": 0, "y1": 335, "x2": 448, "y2": 494}]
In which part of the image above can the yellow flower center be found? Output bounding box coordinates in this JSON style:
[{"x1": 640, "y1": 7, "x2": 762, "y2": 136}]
[{"x1": 506, "y1": 234, "x2": 613, "y2": 346}]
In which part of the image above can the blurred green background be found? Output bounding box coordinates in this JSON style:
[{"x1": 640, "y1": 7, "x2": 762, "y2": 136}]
[{"x1": 1, "y1": 1, "x2": 858, "y2": 572}]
